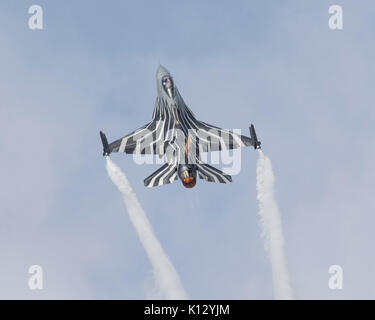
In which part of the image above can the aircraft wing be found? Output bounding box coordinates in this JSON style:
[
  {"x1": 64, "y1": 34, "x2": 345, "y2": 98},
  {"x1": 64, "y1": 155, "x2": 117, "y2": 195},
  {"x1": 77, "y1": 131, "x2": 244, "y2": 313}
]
[
  {"x1": 188, "y1": 121, "x2": 261, "y2": 152},
  {"x1": 100, "y1": 120, "x2": 167, "y2": 155}
]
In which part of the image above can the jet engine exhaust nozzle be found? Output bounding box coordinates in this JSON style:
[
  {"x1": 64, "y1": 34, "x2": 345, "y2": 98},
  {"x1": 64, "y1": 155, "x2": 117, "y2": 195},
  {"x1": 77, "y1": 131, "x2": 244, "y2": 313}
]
[
  {"x1": 178, "y1": 165, "x2": 197, "y2": 188},
  {"x1": 182, "y1": 176, "x2": 196, "y2": 188}
]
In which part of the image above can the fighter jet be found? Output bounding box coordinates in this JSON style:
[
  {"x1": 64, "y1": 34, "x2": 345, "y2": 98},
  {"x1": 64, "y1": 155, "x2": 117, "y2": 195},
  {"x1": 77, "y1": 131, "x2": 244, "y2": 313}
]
[{"x1": 100, "y1": 65, "x2": 261, "y2": 188}]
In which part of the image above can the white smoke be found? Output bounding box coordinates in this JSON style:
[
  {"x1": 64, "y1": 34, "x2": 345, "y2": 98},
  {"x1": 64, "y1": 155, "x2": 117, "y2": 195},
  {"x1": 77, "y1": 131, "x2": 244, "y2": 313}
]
[
  {"x1": 256, "y1": 150, "x2": 294, "y2": 300},
  {"x1": 105, "y1": 157, "x2": 188, "y2": 300}
]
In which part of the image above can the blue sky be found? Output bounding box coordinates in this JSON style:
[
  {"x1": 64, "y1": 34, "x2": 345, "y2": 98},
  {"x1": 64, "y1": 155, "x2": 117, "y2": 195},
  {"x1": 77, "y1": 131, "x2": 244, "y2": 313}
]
[{"x1": 0, "y1": 0, "x2": 374, "y2": 299}]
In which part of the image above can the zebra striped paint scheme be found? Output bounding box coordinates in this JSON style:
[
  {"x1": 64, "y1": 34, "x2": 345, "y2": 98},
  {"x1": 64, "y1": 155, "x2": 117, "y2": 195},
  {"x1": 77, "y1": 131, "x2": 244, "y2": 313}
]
[{"x1": 107, "y1": 65, "x2": 256, "y2": 187}]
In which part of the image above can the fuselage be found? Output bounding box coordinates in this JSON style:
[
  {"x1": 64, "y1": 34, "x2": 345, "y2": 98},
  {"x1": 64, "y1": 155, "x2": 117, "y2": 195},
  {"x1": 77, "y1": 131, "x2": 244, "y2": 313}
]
[
  {"x1": 156, "y1": 66, "x2": 199, "y2": 188},
  {"x1": 100, "y1": 65, "x2": 254, "y2": 188}
]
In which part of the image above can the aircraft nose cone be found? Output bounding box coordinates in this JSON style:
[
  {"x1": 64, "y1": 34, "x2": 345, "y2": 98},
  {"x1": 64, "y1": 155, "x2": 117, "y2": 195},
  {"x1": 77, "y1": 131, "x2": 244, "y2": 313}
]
[{"x1": 156, "y1": 64, "x2": 171, "y2": 77}]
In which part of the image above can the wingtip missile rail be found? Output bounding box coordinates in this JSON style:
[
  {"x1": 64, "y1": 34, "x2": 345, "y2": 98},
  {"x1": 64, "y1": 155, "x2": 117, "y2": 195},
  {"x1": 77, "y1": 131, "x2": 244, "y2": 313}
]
[
  {"x1": 249, "y1": 124, "x2": 261, "y2": 150},
  {"x1": 100, "y1": 131, "x2": 110, "y2": 156}
]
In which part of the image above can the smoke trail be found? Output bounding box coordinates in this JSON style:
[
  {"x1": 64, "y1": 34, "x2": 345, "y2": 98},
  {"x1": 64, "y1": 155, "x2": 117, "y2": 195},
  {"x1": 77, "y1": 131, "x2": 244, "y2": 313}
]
[
  {"x1": 105, "y1": 157, "x2": 188, "y2": 300},
  {"x1": 256, "y1": 150, "x2": 293, "y2": 300}
]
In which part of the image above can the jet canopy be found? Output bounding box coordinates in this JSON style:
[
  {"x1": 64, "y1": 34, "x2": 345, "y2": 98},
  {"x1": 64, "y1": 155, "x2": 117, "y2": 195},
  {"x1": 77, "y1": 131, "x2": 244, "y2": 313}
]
[{"x1": 162, "y1": 75, "x2": 175, "y2": 98}]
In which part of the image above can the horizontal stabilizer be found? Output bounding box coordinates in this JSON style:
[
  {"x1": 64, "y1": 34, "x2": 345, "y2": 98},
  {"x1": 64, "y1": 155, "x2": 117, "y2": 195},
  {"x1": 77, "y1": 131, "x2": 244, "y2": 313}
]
[
  {"x1": 144, "y1": 163, "x2": 178, "y2": 188},
  {"x1": 196, "y1": 162, "x2": 232, "y2": 184}
]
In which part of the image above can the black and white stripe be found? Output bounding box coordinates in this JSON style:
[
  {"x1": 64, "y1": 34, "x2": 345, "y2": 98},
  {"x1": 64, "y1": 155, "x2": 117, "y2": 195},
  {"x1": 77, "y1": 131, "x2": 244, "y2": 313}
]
[
  {"x1": 195, "y1": 159, "x2": 232, "y2": 184},
  {"x1": 107, "y1": 71, "x2": 253, "y2": 187},
  {"x1": 144, "y1": 162, "x2": 178, "y2": 187}
]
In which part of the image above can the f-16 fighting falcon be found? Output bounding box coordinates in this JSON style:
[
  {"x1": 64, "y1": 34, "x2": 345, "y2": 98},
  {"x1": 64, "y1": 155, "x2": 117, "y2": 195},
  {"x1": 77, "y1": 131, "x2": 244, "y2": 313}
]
[{"x1": 100, "y1": 65, "x2": 261, "y2": 188}]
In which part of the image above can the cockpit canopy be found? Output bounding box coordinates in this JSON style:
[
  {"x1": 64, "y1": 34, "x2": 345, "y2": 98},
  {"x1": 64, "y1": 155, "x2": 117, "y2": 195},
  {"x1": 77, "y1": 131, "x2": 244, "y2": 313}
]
[{"x1": 162, "y1": 76, "x2": 175, "y2": 98}]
